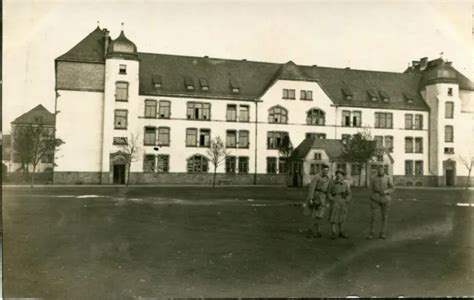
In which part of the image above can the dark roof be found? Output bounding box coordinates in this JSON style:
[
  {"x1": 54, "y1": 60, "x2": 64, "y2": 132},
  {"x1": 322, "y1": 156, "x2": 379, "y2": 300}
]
[
  {"x1": 11, "y1": 105, "x2": 55, "y2": 125},
  {"x1": 57, "y1": 27, "x2": 474, "y2": 110},
  {"x1": 138, "y1": 52, "x2": 281, "y2": 101},
  {"x1": 291, "y1": 138, "x2": 345, "y2": 161},
  {"x1": 56, "y1": 26, "x2": 109, "y2": 63},
  {"x1": 405, "y1": 58, "x2": 474, "y2": 91}
]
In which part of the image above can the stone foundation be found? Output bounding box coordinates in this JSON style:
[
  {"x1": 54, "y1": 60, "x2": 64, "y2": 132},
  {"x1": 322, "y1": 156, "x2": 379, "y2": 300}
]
[{"x1": 53, "y1": 172, "x2": 103, "y2": 184}]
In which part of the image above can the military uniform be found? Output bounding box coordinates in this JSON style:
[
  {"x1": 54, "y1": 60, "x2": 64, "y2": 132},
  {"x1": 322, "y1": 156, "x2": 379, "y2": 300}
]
[
  {"x1": 368, "y1": 173, "x2": 395, "y2": 238},
  {"x1": 327, "y1": 178, "x2": 352, "y2": 224},
  {"x1": 305, "y1": 174, "x2": 331, "y2": 219}
]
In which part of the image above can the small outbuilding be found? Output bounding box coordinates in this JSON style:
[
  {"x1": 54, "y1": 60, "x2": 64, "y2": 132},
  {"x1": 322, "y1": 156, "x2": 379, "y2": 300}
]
[{"x1": 289, "y1": 138, "x2": 394, "y2": 187}]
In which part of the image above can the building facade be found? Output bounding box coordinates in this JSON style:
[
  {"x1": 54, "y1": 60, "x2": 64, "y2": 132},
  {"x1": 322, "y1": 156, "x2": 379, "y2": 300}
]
[{"x1": 53, "y1": 26, "x2": 474, "y2": 186}]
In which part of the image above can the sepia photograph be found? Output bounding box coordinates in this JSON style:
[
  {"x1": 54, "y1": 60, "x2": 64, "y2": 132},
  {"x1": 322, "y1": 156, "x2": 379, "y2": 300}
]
[{"x1": 2, "y1": 0, "x2": 473, "y2": 298}]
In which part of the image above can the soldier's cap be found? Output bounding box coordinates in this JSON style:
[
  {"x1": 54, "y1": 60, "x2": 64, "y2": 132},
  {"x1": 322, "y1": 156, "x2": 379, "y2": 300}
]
[
  {"x1": 322, "y1": 164, "x2": 329, "y2": 169},
  {"x1": 335, "y1": 168, "x2": 345, "y2": 176}
]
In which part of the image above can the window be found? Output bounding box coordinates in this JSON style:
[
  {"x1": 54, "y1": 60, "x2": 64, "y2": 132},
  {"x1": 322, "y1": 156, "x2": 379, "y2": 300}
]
[
  {"x1": 238, "y1": 157, "x2": 249, "y2": 173},
  {"x1": 444, "y1": 147, "x2": 455, "y2": 154},
  {"x1": 306, "y1": 108, "x2": 325, "y2": 126},
  {"x1": 115, "y1": 82, "x2": 128, "y2": 101},
  {"x1": 368, "y1": 89, "x2": 378, "y2": 101},
  {"x1": 351, "y1": 163, "x2": 360, "y2": 175},
  {"x1": 300, "y1": 90, "x2": 313, "y2": 100},
  {"x1": 448, "y1": 87, "x2": 453, "y2": 96},
  {"x1": 187, "y1": 102, "x2": 211, "y2": 120},
  {"x1": 226, "y1": 156, "x2": 236, "y2": 173},
  {"x1": 144, "y1": 127, "x2": 156, "y2": 145},
  {"x1": 230, "y1": 79, "x2": 240, "y2": 94},
  {"x1": 278, "y1": 157, "x2": 288, "y2": 174},
  {"x1": 310, "y1": 163, "x2": 325, "y2": 175},
  {"x1": 374, "y1": 136, "x2": 383, "y2": 148},
  {"x1": 199, "y1": 78, "x2": 209, "y2": 91},
  {"x1": 375, "y1": 112, "x2": 393, "y2": 129},
  {"x1": 379, "y1": 90, "x2": 390, "y2": 102},
  {"x1": 152, "y1": 75, "x2": 162, "y2": 88},
  {"x1": 415, "y1": 137, "x2": 423, "y2": 153},
  {"x1": 267, "y1": 157, "x2": 277, "y2": 173},
  {"x1": 187, "y1": 155, "x2": 208, "y2": 173},
  {"x1": 342, "y1": 111, "x2": 351, "y2": 127},
  {"x1": 238, "y1": 130, "x2": 249, "y2": 148},
  {"x1": 184, "y1": 76, "x2": 195, "y2": 91},
  {"x1": 114, "y1": 110, "x2": 127, "y2": 129},
  {"x1": 226, "y1": 130, "x2": 237, "y2": 148},
  {"x1": 405, "y1": 114, "x2": 413, "y2": 129},
  {"x1": 445, "y1": 102, "x2": 454, "y2": 118},
  {"x1": 385, "y1": 136, "x2": 393, "y2": 153},
  {"x1": 119, "y1": 64, "x2": 127, "y2": 74},
  {"x1": 143, "y1": 155, "x2": 156, "y2": 172},
  {"x1": 226, "y1": 105, "x2": 237, "y2": 121},
  {"x1": 306, "y1": 132, "x2": 326, "y2": 139},
  {"x1": 445, "y1": 125, "x2": 453, "y2": 142},
  {"x1": 352, "y1": 111, "x2": 361, "y2": 127},
  {"x1": 186, "y1": 128, "x2": 197, "y2": 147},
  {"x1": 415, "y1": 160, "x2": 423, "y2": 175},
  {"x1": 145, "y1": 100, "x2": 157, "y2": 118},
  {"x1": 113, "y1": 137, "x2": 128, "y2": 145},
  {"x1": 199, "y1": 129, "x2": 211, "y2": 147},
  {"x1": 405, "y1": 160, "x2": 414, "y2": 175},
  {"x1": 405, "y1": 137, "x2": 413, "y2": 153},
  {"x1": 158, "y1": 101, "x2": 171, "y2": 119},
  {"x1": 314, "y1": 153, "x2": 322, "y2": 160},
  {"x1": 267, "y1": 131, "x2": 288, "y2": 149},
  {"x1": 239, "y1": 105, "x2": 249, "y2": 122},
  {"x1": 268, "y1": 106, "x2": 288, "y2": 124},
  {"x1": 158, "y1": 127, "x2": 170, "y2": 146},
  {"x1": 157, "y1": 155, "x2": 169, "y2": 172},
  {"x1": 414, "y1": 115, "x2": 423, "y2": 130},
  {"x1": 282, "y1": 89, "x2": 296, "y2": 99}
]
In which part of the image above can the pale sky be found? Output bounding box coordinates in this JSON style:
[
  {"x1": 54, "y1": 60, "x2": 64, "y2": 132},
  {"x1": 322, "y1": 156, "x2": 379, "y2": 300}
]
[{"x1": 3, "y1": 0, "x2": 473, "y2": 131}]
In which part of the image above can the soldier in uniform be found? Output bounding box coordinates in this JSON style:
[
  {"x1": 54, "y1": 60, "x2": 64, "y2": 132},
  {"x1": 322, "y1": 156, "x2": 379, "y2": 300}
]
[
  {"x1": 367, "y1": 165, "x2": 395, "y2": 239},
  {"x1": 304, "y1": 164, "x2": 331, "y2": 238},
  {"x1": 327, "y1": 169, "x2": 352, "y2": 239}
]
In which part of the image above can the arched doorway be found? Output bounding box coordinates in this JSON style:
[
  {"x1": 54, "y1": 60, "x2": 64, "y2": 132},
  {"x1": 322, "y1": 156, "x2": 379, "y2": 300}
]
[{"x1": 443, "y1": 159, "x2": 456, "y2": 186}]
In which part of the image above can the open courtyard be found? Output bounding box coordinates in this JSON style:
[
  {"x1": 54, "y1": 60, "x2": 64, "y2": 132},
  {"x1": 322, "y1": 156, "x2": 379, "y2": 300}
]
[{"x1": 2, "y1": 185, "x2": 473, "y2": 298}]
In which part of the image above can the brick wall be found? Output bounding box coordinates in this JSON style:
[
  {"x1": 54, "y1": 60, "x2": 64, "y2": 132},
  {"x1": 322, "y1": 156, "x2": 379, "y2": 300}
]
[{"x1": 56, "y1": 61, "x2": 105, "y2": 91}]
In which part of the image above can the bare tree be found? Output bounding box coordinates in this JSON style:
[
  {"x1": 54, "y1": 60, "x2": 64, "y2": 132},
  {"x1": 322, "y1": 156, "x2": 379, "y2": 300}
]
[
  {"x1": 278, "y1": 134, "x2": 293, "y2": 174},
  {"x1": 206, "y1": 136, "x2": 229, "y2": 187},
  {"x1": 458, "y1": 152, "x2": 474, "y2": 189},
  {"x1": 12, "y1": 124, "x2": 64, "y2": 187},
  {"x1": 117, "y1": 132, "x2": 141, "y2": 186}
]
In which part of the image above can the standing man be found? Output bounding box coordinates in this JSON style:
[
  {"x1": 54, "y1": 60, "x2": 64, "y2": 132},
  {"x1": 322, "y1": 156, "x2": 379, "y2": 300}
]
[
  {"x1": 304, "y1": 164, "x2": 331, "y2": 238},
  {"x1": 367, "y1": 165, "x2": 395, "y2": 239},
  {"x1": 327, "y1": 169, "x2": 352, "y2": 239}
]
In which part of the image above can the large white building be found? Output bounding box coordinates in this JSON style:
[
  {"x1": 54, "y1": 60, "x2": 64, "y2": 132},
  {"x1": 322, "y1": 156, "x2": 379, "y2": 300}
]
[{"x1": 53, "y1": 26, "x2": 474, "y2": 186}]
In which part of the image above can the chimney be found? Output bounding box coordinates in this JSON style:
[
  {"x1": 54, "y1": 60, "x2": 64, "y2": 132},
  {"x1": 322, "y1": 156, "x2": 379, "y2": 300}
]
[
  {"x1": 420, "y1": 57, "x2": 428, "y2": 71},
  {"x1": 103, "y1": 28, "x2": 110, "y2": 58}
]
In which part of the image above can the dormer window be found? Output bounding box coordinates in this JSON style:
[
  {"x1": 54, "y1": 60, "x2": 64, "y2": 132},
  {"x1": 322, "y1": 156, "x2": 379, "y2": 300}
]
[
  {"x1": 199, "y1": 78, "x2": 209, "y2": 91},
  {"x1": 342, "y1": 86, "x2": 353, "y2": 101},
  {"x1": 185, "y1": 76, "x2": 195, "y2": 91},
  {"x1": 403, "y1": 93, "x2": 414, "y2": 104},
  {"x1": 230, "y1": 78, "x2": 240, "y2": 94},
  {"x1": 379, "y1": 90, "x2": 389, "y2": 102},
  {"x1": 152, "y1": 75, "x2": 162, "y2": 89},
  {"x1": 119, "y1": 64, "x2": 127, "y2": 75},
  {"x1": 367, "y1": 89, "x2": 378, "y2": 102}
]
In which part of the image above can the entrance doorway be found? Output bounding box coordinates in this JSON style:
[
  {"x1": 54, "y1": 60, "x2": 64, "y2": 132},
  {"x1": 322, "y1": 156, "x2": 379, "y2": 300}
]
[
  {"x1": 113, "y1": 164, "x2": 126, "y2": 184},
  {"x1": 446, "y1": 169, "x2": 454, "y2": 186}
]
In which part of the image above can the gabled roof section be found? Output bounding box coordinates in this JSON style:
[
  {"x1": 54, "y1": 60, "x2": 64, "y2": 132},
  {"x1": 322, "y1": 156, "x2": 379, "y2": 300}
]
[
  {"x1": 11, "y1": 105, "x2": 55, "y2": 125},
  {"x1": 56, "y1": 26, "x2": 109, "y2": 63},
  {"x1": 277, "y1": 61, "x2": 311, "y2": 81},
  {"x1": 291, "y1": 138, "x2": 345, "y2": 161}
]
